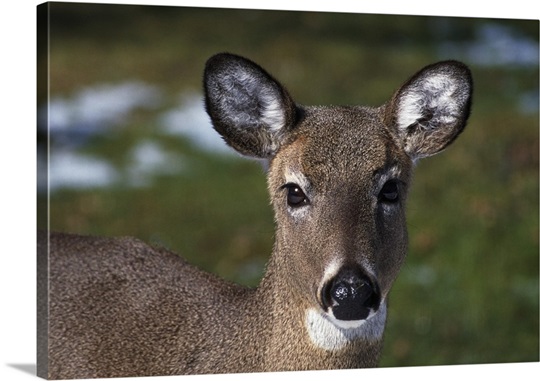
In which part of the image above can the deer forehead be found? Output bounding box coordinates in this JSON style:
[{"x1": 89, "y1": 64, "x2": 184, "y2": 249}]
[{"x1": 271, "y1": 106, "x2": 405, "y2": 189}]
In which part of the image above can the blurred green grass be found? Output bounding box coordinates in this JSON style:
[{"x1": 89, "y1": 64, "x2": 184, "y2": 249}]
[{"x1": 39, "y1": 3, "x2": 539, "y2": 367}]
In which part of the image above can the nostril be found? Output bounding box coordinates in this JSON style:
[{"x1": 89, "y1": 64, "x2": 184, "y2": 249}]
[
  {"x1": 321, "y1": 279, "x2": 334, "y2": 311},
  {"x1": 321, "y1": 270, "x2": 380, "y2": 321}
]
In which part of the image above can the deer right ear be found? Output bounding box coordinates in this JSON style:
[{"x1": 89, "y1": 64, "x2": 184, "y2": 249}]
[
  {"x1": 385, "y1": 61, "x2": 473, "y2": 160},
  {"x1": 204, "y1": 53, "x2": 298, "y2": 158}
]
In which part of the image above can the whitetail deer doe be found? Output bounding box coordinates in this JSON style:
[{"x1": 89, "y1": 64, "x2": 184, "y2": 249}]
[{"x1": 38, "y1": 53, "x2": 472, "y2": 379}]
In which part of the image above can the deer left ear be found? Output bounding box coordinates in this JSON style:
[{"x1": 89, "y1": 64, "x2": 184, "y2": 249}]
[{"x1": 385, "y1": 61, "x2": 473, "y2": 160}]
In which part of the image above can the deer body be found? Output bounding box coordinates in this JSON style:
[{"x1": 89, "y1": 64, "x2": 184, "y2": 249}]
[{"x1": 42, "y1": 53, "x2": 472, "y2": 379}]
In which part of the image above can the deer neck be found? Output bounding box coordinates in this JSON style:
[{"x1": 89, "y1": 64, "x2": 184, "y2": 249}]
[{"x1": 255, "y1": 245, "x2": 384, "y2": 371}]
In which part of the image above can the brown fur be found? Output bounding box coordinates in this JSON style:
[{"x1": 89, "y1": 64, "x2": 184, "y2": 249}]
[{"x1": 39, "y1": 53, "x2": 472, "y2": 379}]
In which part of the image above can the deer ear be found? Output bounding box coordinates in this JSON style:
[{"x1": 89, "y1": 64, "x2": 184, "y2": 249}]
[
  {"x1": 385, "y1": 61, "x2": 473, "y2": 160},
  {"x1": 204, "y1": 53, "x2": 298, "y2": 158}
]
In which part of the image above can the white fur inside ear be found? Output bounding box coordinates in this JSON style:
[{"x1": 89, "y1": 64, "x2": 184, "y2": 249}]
[
  {"x1": 259, "y1": 88, "x2": 286, "y2": 132},
  {"x1": 232, "y1": 69, "x2": 286, "y2": 133},
  {"x1": 397, "y1": 73, "x2": 460, "y2": 132}
]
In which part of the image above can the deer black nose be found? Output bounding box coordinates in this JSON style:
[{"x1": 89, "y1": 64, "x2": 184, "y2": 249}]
[{"x1": 322, "y1": 267, "x2": 380, "y2": 321}]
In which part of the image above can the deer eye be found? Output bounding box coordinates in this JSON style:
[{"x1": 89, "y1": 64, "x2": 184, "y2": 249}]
[
  {"x1": 283, "y1": 183, "x2": 309, "y2": 207},
  {"x1": 379, "y1": 180, "x2": 400, "y2": 203}
]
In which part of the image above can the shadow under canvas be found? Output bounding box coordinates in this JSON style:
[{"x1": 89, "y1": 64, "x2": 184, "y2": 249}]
[{"x1": 8, "y1": 363, "x2": 37, "y2": 376}]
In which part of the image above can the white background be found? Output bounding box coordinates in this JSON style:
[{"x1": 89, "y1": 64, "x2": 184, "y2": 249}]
[{"x1": 1, "y1": 1, "x2": 538, "y2": 380}]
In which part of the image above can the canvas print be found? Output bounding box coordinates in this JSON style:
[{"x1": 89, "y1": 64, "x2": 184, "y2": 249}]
[{"x1": 37, "y1": 2, "x2": 539, "y2": 379}]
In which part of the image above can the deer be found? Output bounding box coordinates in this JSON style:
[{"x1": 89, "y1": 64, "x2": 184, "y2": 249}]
[{"x1": 38, "y1": 52, "x2": 472, "y2": 379}]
